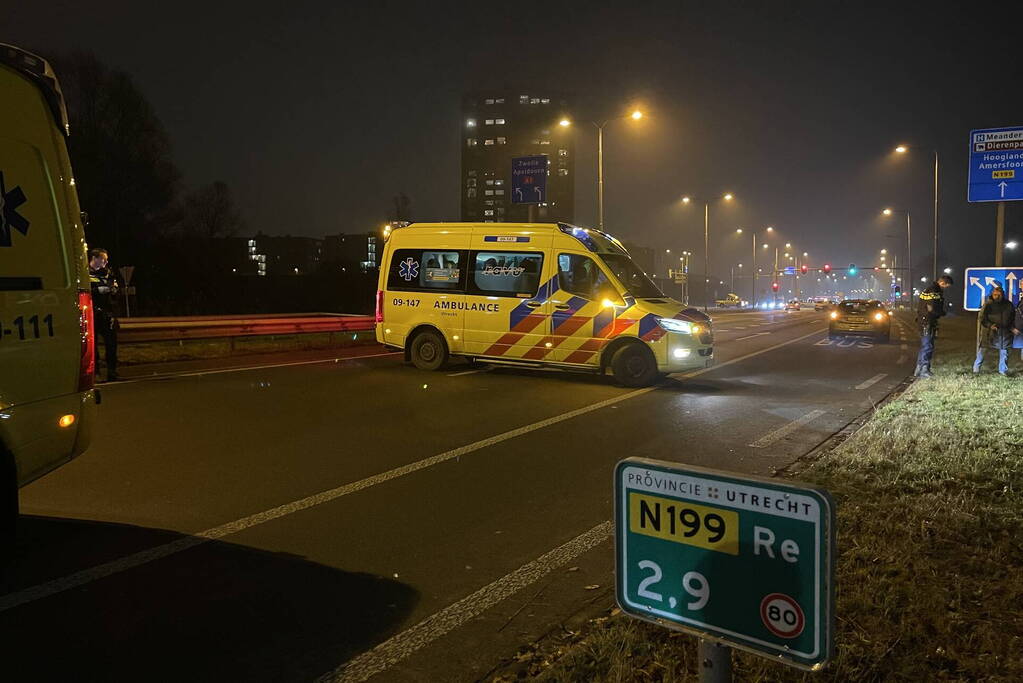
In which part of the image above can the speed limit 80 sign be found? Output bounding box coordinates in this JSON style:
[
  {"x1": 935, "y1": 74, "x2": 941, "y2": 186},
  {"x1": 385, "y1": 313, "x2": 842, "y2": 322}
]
[{"x1": 614, "y1": 458, "x2": 835, "y2": 670}]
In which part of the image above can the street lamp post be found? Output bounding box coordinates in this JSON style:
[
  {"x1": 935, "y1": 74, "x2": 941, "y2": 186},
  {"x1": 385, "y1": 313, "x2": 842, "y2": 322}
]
[
  {"x1": 882, "y1": 207, "x2": 913, "y2": 306},
  {"x1": 682, "y1": 193, "x2": 734, "y2": 311},
  {"x1": 593, "y1": 110, "x2": 643, "y2": 232}
]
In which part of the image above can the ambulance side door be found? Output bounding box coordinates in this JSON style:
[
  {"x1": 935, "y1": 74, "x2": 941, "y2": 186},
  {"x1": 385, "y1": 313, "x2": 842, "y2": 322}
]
[{"x1": 550, "y1": 252, "x2": 623, "y2": 366}]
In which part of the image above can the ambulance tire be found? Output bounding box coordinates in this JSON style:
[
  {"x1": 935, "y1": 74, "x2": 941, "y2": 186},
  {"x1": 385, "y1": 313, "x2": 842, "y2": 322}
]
[
  {"x1": 0, "y1": 449, "x2": 16, "y2": 554},
  {"x1": 410, "y1": 329, "x2": 449, "y2": 371},
  {"x1": 611, "y1": 343, "x2": 661, "y2": 387}
]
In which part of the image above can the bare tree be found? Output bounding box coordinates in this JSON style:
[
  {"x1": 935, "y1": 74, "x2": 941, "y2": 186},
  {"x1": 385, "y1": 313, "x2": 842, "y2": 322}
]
[{"x1": 180, "y1": 181, "x2": 244, "y2": 239}]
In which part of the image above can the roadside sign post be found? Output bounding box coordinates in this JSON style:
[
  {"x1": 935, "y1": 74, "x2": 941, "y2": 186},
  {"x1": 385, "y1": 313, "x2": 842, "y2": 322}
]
[
  {"x1": 968, "y1": 127, "x2": 1023, "y2": 266},
  {"x1": 615, "y1": 458, "x2": 835, "y2": 677},
  {"x1": 511, "y1": 155, "x2": 548, "y2": 223}
]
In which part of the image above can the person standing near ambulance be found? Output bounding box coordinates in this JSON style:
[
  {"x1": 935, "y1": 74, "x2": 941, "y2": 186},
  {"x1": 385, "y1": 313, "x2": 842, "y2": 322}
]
[{"x1": 89, "y1": 248, "x2": 120, "y2": 381}]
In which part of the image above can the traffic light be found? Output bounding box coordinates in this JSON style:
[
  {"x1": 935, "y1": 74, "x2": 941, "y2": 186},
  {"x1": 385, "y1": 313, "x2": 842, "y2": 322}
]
[
  {"x1": 771, "y1": 281, "x2": 780, "y2": 292},
  {"x1": 873, "y1": 266, "x2": 880, "y2": 272},
  {"x1": 800, "y1": 264, "x2": 808, "y2": 274},
  {"x1": 848, "y1": 264, "x2": 858, "y2": 276},
  {"x1": 823, "y1": 263, "x2": 832, "y2": 273}
]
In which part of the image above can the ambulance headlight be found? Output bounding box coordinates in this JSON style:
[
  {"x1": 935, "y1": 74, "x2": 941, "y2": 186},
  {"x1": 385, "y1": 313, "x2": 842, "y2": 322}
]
[{"x1": 656, "y1": 318, "x2": 694, "y2": 334}]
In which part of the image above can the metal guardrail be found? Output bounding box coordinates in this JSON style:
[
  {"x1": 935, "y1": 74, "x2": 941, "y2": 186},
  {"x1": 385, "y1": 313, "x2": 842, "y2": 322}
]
[{"x1": 119, "y1": 313, "x2": 375, "y2": 343}]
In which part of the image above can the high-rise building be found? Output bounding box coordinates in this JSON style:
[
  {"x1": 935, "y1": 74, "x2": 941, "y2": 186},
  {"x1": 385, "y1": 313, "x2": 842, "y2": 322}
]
[{"x1": 461, "y1": 92, "x2": 574, "y2": 223}]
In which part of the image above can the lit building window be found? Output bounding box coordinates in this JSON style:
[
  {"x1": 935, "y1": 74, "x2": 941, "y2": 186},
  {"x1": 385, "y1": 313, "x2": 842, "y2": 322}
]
[
  {"x1": 484, "y1": 139, "x2": 495, "y2": 145},
  {"x1": 484, "y1": 199, "x2": 494, "y2": 206},
  {"x1": 539, "y1": 139, "x2": 551, "y2": 145},
  {"x1": 495, "y1": 118, "x2": 505, "y2": 124},
  {"x1": 496, "y1": 207, "x2": 505, "y2": 216},
  {"x1": 530, "y1": 98, "x2": 540, "y2": 104},
  {"x1": 466, "y1": 119, "x2": 476, "y2": 127},
  {"x1": 485, "y1": 190, "x2": 494, "y2": 196},
  {"x1": 485, "y1": 179, "x2": 494, "y2": 186},
  {"x1": 495, "y1": 98, "x2": 505, "y2": 104},
  {"x1": 466, "y1": 138, "x2": 477, "y2": 147},
  {"x1": 519, "y1": 95, "x2": 529, "y2": 104},
  {"x1": 485, "y1": 98, "x2": 494, "y2": 105},
  {"x1": 485, "y1": 119, "x2": 494, "y2": 125},
  {"x1": 494, "y1": 179, "x2": 504, "y2": 186},
  {"x1": 484, "y1": 209, "x2": 494, "y2": 216},
  {"x1": 497, "y1": 137, "x2": 507, "y2": 144},
  {"x1": 558, "y1": 168, "x2": 569, "y2": 176},
  {"x1": 468, "y1": 169, "x2": 477, "y2": 176},
  {"x1": 467, "y1": 178, "x2": 477, "y2": 187},
  {"x1": 467, "y1": 188, "x2": 477, "y2": 198},
  {"x1": 541, "y1": 98, "x2": 550, "y2": 104},
  {"x1": 558, "y1": 148, "x2": 569, "y2": 157},
  {"x1": 495, "y1": 189, "x2": 505, "y2": 196}
]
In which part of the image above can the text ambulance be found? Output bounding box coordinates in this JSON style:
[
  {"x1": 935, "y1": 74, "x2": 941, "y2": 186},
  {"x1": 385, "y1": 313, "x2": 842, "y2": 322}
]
[{"x1": 376, "y1": 223, "x2": 713, "y2": 386}]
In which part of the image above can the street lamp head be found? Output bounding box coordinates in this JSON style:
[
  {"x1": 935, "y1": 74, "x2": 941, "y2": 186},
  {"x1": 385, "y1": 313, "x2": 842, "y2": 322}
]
[
  {"x1": 665, "y1": 249, "x2": 671, "y2": 253},
  {"x1": 723, "y1": 193, "x2": 734, "y2": 201},
  {"x1": 803, "y1": 252, "x2": 808, "y2": 257},
  {"x1": 762, "y1": 244, "x2": 769, "y2": 249},
  {"x1": 631, "y1": 110, "x2": 643, "y2": 120},
  {"x1": 1007, "y1": 240, "x2": 1019, "y2": 250},
  {"x1": 558, "y1": 118, "x2": 571, "y2": 127},
  {"x1": 880, "y1": 248, "x2": 887, "y2": 254},
  {"x1": 681, "y1": 196, "x2": 691, "y2": 204},
  {"x1": 943, "y1": 267, "x2": 953, "y2": 274},
  {"x1": 895, "y1": 145, "x2": 908, "y2": 154},
  {"x1": 785, "y1": 242, "x2": 791, "y2": 248},
  {"x1": 735, "y1": 228, "x2": 743, "y2": 234},
  {"x1": 882, "y1": 208, "x2": 893, "y2": 216},
  {"x1": 766, "y1": 226, "x2": 774, "y2": 232}
]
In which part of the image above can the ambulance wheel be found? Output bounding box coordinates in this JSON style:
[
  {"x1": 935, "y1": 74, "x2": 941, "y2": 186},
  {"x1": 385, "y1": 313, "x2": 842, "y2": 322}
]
[
  {"x1": 410, "y1": 329, "x2": 448, "y2": 371},
  {"x1": 611, "y1": 343, "x2": 660, "y2": 387}
]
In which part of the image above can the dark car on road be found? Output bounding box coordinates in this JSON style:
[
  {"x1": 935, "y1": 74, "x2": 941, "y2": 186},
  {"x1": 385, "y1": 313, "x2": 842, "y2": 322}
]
[{"x1": 829, "y1": 299, "x2": 891, "y2": 341}]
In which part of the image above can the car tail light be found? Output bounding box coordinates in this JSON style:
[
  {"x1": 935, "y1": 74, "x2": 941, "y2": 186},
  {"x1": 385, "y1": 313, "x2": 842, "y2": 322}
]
[
  {"x1": 375, "y1": 290, "x2": 384, "y2": 323},
  {"x1": 78, "y1": 290, "x2": 95, "y2": 391}
]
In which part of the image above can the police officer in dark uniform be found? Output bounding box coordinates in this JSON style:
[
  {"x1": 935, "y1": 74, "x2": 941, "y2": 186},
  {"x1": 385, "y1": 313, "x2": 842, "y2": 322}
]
[
  {"x1": 88, "y1": 248, "x2": 120, "y2": 381},
  {"x1": 914, "y1": 274, "x2": 953, "y2": 378}
]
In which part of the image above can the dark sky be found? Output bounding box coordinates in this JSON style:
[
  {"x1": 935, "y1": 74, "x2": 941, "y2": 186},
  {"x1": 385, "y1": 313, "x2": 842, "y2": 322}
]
[{"x1": 8, "y1": 1, "x2": 1023, "y2": 293}]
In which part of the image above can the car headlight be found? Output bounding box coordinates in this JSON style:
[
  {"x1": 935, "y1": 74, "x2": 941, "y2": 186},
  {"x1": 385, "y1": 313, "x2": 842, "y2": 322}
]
[
  {"x1": 829, "y1": 311, "x2": 839, "y2": 319},
  {"x1": 874, "y1": 312, "x2": 886, "y2": 321},
  {"x1": 656, "y1": 318, "x2": 694, "y2": 334}
]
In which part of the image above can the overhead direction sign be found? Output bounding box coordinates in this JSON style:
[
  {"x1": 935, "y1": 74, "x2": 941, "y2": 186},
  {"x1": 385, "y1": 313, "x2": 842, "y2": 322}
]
[
  {"x1": 615, "y1": 458, "x2": 835, "y2": 670},
  {"x1": 511, "y1": 155, "x2": 547, "y2": 205},
  {"x1": 968, "y1": 127, "x2": 1023, "y2": 202},
  {"x1": 963, "y1": 266, "x2": 1023, "y2": 311}
]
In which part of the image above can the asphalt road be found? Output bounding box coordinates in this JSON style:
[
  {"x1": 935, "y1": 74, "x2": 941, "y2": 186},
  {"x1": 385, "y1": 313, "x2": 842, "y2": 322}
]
[{"x1": 2, "y1": 309, "x2": 917, "y2": 682}]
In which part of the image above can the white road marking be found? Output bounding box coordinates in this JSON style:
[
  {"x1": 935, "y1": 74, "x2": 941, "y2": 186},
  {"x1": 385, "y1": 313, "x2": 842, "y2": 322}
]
[
  {"x1": 1, "y1": 326, "x2": 826, "y2": 612},
  {"x1": 322, "y1": 522, "x2": 613, "y2": 683},
  {"x1": 735, "y1": 332, "x2": 770, "y2": 341},
  {"x1": 102, "y1": 351, "x2": 402, "y2": 384},
  {"x1": 855, "y1": 373, "x2": 887, "y2": 390},
  {"x1": 447, "y1": 368, "x2": 486, "y2": 376},
  {"x1": 748, "y1": 409, "x2": 827, "y2": 448}
]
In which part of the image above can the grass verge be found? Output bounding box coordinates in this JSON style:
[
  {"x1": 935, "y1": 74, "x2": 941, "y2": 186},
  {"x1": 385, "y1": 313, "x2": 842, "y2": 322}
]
[{"x1": 496, "y1": 314, "x2": 1023, "y2": 681}]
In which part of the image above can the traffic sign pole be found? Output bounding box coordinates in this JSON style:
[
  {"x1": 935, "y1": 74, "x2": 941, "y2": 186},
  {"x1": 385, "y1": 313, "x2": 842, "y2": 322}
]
[
  {"x1": 996, "y1": 202, "x2": 1005, "y2": 266},
  {"x1": 698, "y1": 640, "x2": 732, "y2": 683}
]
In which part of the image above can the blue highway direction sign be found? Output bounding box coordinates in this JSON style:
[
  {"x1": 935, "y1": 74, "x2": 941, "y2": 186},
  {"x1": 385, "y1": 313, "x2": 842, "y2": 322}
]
[
  {"x1": 964, "y1": 266, "x2": 1023, "y2": 311},
  {"x1": 511, "y1": 155, "x2": 547, "y2": 204},
  {"x1": 615, "y1": 458, "x2": 835, "y2": 670},
  {"x1": 968, "y1": 127, "x2": 1023, "y2": 203}
]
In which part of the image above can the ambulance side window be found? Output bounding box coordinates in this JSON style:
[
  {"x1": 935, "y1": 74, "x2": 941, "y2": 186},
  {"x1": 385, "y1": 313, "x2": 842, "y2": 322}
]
[
  {"x1": 469, "y1": 251, "x2": 543, "y2": 297},
  {"x1": 557, "y1": 253, "x2": 609, "y2": 300},
  {"x1": 387, "y1": 249, "x2": 466, "y2": 291}
]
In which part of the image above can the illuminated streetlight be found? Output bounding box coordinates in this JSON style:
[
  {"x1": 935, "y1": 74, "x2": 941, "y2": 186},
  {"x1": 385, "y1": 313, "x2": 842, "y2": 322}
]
[
  {"x1": 631, "y1": 110, "x2": 643, "y2": 120},
  {"x1": 591, "y1": 109, "x2": 647, "y2": 230},
  {"x1": 882, "y1": 208, "x2": 893, "y2": 216},
  {"x1": 559, "y1": 118, "x2": 571, "y2": 127},
  {"x1": 681, "y1": 192, "x2": 737, "y2": 310},
  {"x1": 766, "y1": 226, "x2": 774, "y2": 232},
  {"x1": 880, "y1": 248, "x2": 887, "y2": 254},
  {"x1": 736, "y1": 228, "x2": 743, "y2": 234},
  {"x1": 1007, "y1": 241, "x2": 1019, "y2": 250},
  {"x1": 895, "y1": 145, "x2": 907, "y2": 154},
  {"x1": 943, "y1": 267, "x2": 953, "y2": 274}
]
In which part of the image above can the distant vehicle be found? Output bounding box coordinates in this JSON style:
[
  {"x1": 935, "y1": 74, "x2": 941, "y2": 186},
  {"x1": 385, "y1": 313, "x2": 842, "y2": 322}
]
[
  {"x1": 715, "y1": 293, "x2": 744, "y2": 308},
  {"x1": 1, "y1": 44, "x2": 97, "y2": 545},
  {"x1": 813, "y1": 298, "x2": 834, "y2": 311},
  {"x1": 376, "y1": 222, "x2": 714, "y2": 387},
  {"x1": 829, "y1": 299, "x2": 891, "y2": 341},
  {"x1": 784, "y1": 300, "x2": 801, "y2": 311}
]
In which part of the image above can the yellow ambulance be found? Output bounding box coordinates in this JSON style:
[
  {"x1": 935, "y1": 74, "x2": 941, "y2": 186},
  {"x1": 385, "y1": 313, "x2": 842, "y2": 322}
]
[
  {"x1": 375, "y1": 223, "x2": 713, "y2": 386},
  {"x1": 1, "y1": 44, "x2": 97, "y2": 544}
]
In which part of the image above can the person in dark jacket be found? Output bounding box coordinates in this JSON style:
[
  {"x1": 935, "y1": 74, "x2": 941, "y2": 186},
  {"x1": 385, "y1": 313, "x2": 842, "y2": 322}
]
[
  {"x1": 973, "y1": 285, "x2": 1014, "y2": 376},
  {"x1": 88, "y1": 248, "x2": 120, "y2": 381},
  {"x1": 914, "y1": 274, "x2": 953, "y2": 378},
  {"x1": 1013, "y1": 295, "x2": 1023, "y2": 361}
]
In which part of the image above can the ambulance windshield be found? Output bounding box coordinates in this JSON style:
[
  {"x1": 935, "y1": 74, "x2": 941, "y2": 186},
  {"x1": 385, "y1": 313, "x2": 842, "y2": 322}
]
[{"x1": 600, "y1": 253, "x2": 664, "y2": 299}]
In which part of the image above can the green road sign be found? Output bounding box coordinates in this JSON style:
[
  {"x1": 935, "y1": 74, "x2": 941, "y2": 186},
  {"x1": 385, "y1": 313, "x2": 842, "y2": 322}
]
[{"x1": 614, "y1": 458, "x2": 835, "y2": 670}]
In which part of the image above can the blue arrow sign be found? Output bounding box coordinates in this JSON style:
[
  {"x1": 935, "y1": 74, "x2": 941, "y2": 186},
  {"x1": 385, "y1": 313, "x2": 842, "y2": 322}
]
[
  {"x1": 511, "y1": 155, "x2": 548, "y2": 205},
  {"x1": 963, "y1": 266, "x2": 1023, "y2": 311},
  {"x1": 968, "y1": 127, "x2": 1023, "y2": 203}
]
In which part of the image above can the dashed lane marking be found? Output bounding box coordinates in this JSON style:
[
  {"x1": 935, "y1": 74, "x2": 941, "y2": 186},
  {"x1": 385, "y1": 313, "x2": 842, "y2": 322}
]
[
  {"x1": 749, "y1": 409, "x2": 828, "y2": 448},
  {"x1": 855, "y1": 373, "x2": 887, "y2": 390},
  {"x1": 0, "y1": 327, "x2": 826, "y2": 612},
  {"x1": 735, "y1": 332, "x2": 770, "y2": 341},
  {"x1": 322, "y1": 522, "x2": 613, "y2": 683}
]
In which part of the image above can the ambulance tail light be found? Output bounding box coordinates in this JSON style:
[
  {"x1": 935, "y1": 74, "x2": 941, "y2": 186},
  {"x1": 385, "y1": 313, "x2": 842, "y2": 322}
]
[
  {"x1": 78, "y1": 290, "x2": 95, "y2": 391},
  {"x1": 375, "y1": 290, "x2": 384, "y2": 323}
]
